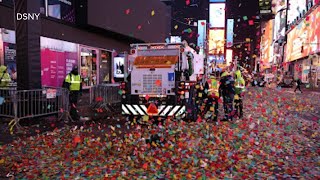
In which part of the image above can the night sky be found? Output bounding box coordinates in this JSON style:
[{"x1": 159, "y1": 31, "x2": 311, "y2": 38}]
[
  {"x1": 171, "y1": 0, "x2": 261, "y2": 68},
  {"x1": 226, "y1": 0, "x2": 260, "y2": 68}
]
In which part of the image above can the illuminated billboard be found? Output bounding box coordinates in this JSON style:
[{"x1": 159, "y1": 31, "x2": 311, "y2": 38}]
[
  {"x1": 286, "y1": 6, "x2": 320, "y2": 62},
  {"x1": 209, "y1": 3, "x2": 225, "y2": 28},
  {"x1": 259, "y1": 0, "x2": 272, "y2": 14},
  {"x1": 273, "y1": 9, "x2": 286, "y2": 41},
  {"x1": 209, "y1": 0, "x2": 226, "y2": 2},
  {"x1": 226, "y1": 49, "x2": 233, "y2": 66},
  {"x1": 208, "y1": 29, "x2": 225, "y2": 55},
  {"x1": 272, "y1": 0, "x2": 287, "y2": 13},
  {"x1": 260, "y1": 20, "x2": 273, "y2": 69},
  {"x1": 226, "y1": 19, "x2": 234, "y2": 47},
  {"x1": 287, "y1": 0, "x2": 307, "y2": 24},
  {"x1": 197, "y1": 20, "x2": 207, "y2": 48}
]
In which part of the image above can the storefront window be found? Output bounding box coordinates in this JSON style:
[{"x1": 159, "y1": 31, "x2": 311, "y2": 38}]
[
  {"x1": 40, "y1": 37, "x2": 78, "y2": 87},
  {"x1": 80, "y1": 47, "x2": 98, "y2": 88},
  {"x1": 99, "y1": 50, "x2": 112, "y2": 83}
]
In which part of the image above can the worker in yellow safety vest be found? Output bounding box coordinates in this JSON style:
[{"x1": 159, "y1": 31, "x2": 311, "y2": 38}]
[
  {"x1": 64, "y1": 66, "x2": 82, "y2": 121},
  {"x1": 234, "y1": 70, "x2": 245, "y2": 118},
  {"x1": 0, "y1": 65, "x2": 11, "y2": 88},
  {"x1": 204, "y1": 76, "x2": 219, "y2": 121}
]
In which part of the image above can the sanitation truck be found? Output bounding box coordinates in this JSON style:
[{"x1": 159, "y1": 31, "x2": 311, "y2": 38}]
[{"x1": 120, "y1": 42, "x2": 203, "y2": 120}]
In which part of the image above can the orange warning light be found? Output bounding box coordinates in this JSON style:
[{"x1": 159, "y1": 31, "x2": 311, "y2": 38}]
[{"x1": 147, "y1": 103, "x2": 158, "y2": 115}]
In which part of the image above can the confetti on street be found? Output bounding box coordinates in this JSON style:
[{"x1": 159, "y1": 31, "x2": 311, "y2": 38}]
[{"x1": 1, "y1": 87, "x2": 319, "y2": 179}]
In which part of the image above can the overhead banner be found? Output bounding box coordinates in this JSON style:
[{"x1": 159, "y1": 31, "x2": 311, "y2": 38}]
[
  {"x1": 197, "y1": 20, "x2": 207, "y2": 48},
  {"x1": 209, "y1": 3, "x2": 225, "y2": 28},
  {"x1": 226, "y1": 19, "x2": 234, "y2": 48},
  {"x1": 286, "y1": 6, "x2": 320, "y2": 62}
]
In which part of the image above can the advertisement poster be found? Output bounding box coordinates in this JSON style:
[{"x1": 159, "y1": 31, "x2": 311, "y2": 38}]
[
  {"x1": 65, "y1": 51, "x2": 78, "y2": 74},
  {"x1": 307, "y1": 6, "x2": 320, "y2": 54},
  {"x1": 286, "y1": 6, "x2": 320, "y2": 62},
  {"x1": 41, "y1": 49, "x2": 64, "y2": 87},
  {"x1": 3, "y1": 42, "x2": 17, "y2": 83},
  {"x1": 113, "y1": 57, "x2": 124, "y2": 78},
  {"x1": 41, "y1": 49, "x2": 78, "y2": 87},
  {"x1": 209, "y1": 3, "x2": 225, "y2": 28}
]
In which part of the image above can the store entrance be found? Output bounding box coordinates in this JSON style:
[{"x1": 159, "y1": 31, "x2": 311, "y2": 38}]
[{"x1": 80, "y1": 47, "x2": 98, "y2": 88}]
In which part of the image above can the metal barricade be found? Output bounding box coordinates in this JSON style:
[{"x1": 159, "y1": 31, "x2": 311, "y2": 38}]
[
  {"x1": 90, "y1": 84, "x2": 121, "y2": 112},
  {"x1": 0, "y1": 87, "x2": 70, "y2": 133}
]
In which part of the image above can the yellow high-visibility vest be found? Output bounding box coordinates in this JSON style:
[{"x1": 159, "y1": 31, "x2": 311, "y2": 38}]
[
  {"x1": 210, "y1": 77, "x2": 219, "y2": 97},
  {"x1": 65, "y1": 74, "x2": 81, "y2": 91}
]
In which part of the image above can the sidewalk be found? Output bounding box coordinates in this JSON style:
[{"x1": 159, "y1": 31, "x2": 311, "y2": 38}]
[{"x1": 267, "y1": 83, "x2": 320, "y2": 93}]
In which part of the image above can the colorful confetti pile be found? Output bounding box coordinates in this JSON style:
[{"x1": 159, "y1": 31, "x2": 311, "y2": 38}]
[{"x1": 0, "y1": 88, "x2": 319, "y2": 179}]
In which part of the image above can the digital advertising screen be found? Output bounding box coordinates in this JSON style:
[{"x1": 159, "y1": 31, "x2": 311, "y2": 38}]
[
  {"x1": 47, "y1": 0, "x2": 75, "y2": 23},
  {"x1": 259, "y1": 0, "x2": 272, "y2": 14},
  {"x1": 260, "y1": 20, "x2": 273, "y2": 69},
  {"x1": 197, "y1": 20, "x2": 207, "y2": 48},
  {"x1": 170, "y1": 36, "x2": 182, "y2": 43},
  {"x1": 273, "y1": 10, "x2": 286, "y2": 41},
  {"x1": 209, "y1": 0, "x2": 226, "y2": 2},
  {"x1": 287, "y1": 0, "x2": 307, "y2": 24},
  {"x1": 226, "y1": 19, "x2": 234, "y2": 48},
  {"x1": 272, "y1": 0, "x2": 286, "y2": 13},
  {"x1": 286, "y1": 6, "x2": 320, "y2": 62},
  {"x1": 208, "y1": 29, "x2": 225, "y2": 55},
  {"x1": 209, "y1": 3, "x2": 225, "y2": 28},
  {"x1": 226, "y1": 49, "x2": 233, "y2": 66},
  {"x1": 114, "y1": 57, "x2": 125, "y2": 78}
]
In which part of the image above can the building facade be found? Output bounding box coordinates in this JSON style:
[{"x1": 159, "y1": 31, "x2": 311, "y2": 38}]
[
  {"x1": 0, "y1": 0, "x2": 171, "y2": 88},
  {"x1": 260, "y1": 0, "x2": 320, "y2": 87}
]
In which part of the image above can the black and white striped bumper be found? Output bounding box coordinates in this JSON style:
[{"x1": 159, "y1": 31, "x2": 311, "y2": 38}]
[{"x1": 122, "y1": 104, "x2": 186, "y2": 117}]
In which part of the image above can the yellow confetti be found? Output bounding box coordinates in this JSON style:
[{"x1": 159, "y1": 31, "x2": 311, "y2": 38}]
[
  {"x1": 143, "y1": 115, "x2": 149, "y2": 122},
  {"x1": 234, "y1": 94, "x2": 239, "y2": 100},
  {"x1": 152, "y1": 142, "x2": 157, "y2": 147},
  {"x1": 174, "y1": 25, "x2": 178, "y2": 29},
  {"x1": 151, "y1": 10, "x2": 155, "y2": 16},
  {"x1": 0, "y1": 159, "x2": 4, "y2": 164}
]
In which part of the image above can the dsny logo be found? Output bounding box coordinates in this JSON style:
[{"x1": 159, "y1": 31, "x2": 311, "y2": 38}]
[{"x1": 16, "y1": 13, "x2": 40, "y2": 21}]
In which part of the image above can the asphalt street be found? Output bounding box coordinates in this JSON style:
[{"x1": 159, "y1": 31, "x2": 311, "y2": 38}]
[{"x1": 0, "y1": 87, "x2": 319, "y2": 179}]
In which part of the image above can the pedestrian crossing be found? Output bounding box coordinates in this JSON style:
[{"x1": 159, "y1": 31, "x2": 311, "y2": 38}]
[{"x1": 122, "y1": 104, "x2": 186, "y2": 117}]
